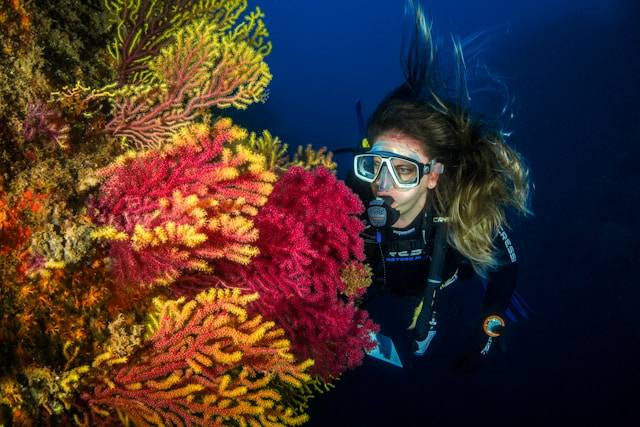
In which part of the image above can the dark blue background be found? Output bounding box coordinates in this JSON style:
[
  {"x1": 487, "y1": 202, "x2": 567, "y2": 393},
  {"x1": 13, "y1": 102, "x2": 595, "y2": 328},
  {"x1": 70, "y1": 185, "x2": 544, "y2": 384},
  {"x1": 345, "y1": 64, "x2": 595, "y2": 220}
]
[{"x1": 232, "y1": 1, "x2": 640, "y2": 425}]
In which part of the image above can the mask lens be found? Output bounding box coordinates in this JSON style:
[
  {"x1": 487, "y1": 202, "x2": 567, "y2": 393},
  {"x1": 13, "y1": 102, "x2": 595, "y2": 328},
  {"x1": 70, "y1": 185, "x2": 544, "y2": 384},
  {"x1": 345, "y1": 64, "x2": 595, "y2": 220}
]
[
  {"x1": 390, "y1": 158, "x2": 419, "y2": 184},
  {"x1": 356, "y1": 154, "x2": 382, "y2": 181},
  {"x1": 354, "y1": 153, "x2": 421, "y2": 188}
]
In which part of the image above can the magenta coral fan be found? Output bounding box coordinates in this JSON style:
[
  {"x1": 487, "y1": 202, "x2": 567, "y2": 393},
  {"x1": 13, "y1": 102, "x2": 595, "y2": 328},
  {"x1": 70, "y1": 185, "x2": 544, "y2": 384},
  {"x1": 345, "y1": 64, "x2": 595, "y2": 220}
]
[
  {"x1": 90, "y1": 120, "x2": 276, "y2": 292},
  {"x1": 208, "y1": 167, "x2": 378, "y2": 379}
]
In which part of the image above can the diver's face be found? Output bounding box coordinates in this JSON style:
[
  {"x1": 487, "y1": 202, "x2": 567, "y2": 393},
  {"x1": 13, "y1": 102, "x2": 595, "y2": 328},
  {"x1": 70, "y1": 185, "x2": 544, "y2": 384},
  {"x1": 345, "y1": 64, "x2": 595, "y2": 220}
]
[{"x1": 370, "y1": 130, "x2": 439, "y2": 226}]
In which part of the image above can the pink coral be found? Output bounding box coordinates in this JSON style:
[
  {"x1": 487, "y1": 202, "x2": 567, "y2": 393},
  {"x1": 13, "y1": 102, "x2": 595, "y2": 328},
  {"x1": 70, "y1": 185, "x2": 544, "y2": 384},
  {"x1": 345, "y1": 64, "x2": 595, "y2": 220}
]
[
  {"x1": 195, "y1": 167, "x2": 378, "y2": 379},
  {"x1": 90, "y1": 121, "x2": 275, "y2": 298}
]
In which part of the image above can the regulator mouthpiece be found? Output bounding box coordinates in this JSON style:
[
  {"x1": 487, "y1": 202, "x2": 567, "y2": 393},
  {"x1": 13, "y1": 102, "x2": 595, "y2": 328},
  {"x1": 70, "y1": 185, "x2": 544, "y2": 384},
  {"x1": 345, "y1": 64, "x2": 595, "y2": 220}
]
[{"x1": 367, "y1": 196, "x2": 400, "y2": 228}]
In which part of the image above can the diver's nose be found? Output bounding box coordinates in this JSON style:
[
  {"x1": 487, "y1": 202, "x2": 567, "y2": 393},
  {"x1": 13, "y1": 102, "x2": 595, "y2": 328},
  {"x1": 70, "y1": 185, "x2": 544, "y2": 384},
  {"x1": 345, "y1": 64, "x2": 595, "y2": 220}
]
[{"x1": 375, "y1": 164, "x2": 394, "y2": 192}]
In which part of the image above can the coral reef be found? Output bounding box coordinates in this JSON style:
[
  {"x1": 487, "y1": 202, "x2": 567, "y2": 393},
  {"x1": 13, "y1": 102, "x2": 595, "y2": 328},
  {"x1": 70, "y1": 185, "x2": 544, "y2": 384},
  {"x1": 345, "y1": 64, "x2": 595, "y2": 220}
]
[
  {"x1": 0, "y1": 1, "x2": 284, "y2": 423},
  {"x1": 104, "y1": 1, "x2": 272, "y2": 149},
  {"x1": 84, "y1": 288, "x2": 313, "y2": 426},
  {"x1": 0, "y1": 0, "x2": 114, "y2": 177},
  {"x1": 0, "y1": 0, "x2": 48, "y2": 174},
  {"x1": 209, "y1": 167, "x2": 377, "y2": 379},
  {"x1": 0, "y1": 0, "x2": 379, "y2": 424},
  {"x1": 4, "y1": 255, "x2": 112, "y2": 368},
  {"x1": 0, "y1": 183, "x2": 42, "y2": 256},
  {"x1": 91, "y1": 120, "x2": 276, "y2": 296},
  {"x1": 30, "y1": 0, "x2": 115, "y2": 88}
]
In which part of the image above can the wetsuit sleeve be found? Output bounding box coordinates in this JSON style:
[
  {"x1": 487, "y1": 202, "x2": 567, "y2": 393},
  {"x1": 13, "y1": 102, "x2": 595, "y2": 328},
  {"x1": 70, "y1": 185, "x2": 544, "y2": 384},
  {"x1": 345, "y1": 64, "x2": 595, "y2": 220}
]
[
  {"x1": 450, "y1": 227, "x2": 520, "y2": 372},
  {"x1": 482, "y1": 226, "x2": 518, "y2": 319}
]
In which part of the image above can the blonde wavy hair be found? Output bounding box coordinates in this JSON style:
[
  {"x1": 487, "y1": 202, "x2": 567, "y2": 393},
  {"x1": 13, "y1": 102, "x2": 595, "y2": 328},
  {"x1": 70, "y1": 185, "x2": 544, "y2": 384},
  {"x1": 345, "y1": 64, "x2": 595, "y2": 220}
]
[{"x1": 368, "y1": 99, "x2": 531, "y2": 277}]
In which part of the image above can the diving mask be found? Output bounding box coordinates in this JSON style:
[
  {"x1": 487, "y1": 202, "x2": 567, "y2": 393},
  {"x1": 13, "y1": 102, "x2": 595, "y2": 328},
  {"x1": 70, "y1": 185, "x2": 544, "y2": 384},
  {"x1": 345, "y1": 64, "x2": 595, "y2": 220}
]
[{"x1": 353, "y1": 149, "x2": 444, "y2": 189}]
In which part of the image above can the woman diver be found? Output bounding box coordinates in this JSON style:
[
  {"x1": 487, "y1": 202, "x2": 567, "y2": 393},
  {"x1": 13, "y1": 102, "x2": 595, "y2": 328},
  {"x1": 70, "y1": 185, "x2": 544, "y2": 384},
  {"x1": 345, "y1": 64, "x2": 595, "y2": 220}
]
[
  {"x1": 346, "y1": 1, "x2": 532, "y2": 375},
  {"x1": 310, "y1": 2, "x2": 532, "y2": 425}
]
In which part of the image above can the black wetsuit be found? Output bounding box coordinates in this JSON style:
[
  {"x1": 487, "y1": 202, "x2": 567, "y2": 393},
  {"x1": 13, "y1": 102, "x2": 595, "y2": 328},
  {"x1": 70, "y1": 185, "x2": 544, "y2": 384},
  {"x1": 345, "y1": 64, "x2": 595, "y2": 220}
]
[
  {"x1": 359, "y1": 205, "x2": 518, "y2": 365},
  {"x1": 308, "y1": 206, "x2": 520, "y2": 426},
  {"x1": 307, "y1": 175, "x2": 520, "y2": 426}
]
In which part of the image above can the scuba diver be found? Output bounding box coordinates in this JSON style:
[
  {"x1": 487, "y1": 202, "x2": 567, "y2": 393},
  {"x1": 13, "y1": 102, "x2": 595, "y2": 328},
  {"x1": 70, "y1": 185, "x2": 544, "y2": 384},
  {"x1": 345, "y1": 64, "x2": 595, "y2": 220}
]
[
  {"x1": 309, "y1": 3, "x2": 532, "y2": 425},
  {"x1": 345, "y1": 1, "x2": 532, "y2": 375}
]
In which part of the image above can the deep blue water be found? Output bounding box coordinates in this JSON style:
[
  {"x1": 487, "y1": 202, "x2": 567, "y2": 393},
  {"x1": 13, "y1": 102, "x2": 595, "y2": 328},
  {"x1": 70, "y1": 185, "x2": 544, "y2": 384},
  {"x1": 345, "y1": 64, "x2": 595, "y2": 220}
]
[{"x1": 232, "y1": 1, "x2": 640, "y2": 425}]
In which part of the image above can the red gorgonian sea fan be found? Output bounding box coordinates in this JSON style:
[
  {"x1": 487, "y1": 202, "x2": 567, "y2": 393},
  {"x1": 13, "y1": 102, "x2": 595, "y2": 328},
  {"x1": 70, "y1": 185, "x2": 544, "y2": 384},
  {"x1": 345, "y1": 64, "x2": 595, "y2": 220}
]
[
  {"x1": 89, "y1": 119, "x2": 275, "y2": 300},
  {"x1": 206, "y1": 167, "x2": 378, "y2": 379}
]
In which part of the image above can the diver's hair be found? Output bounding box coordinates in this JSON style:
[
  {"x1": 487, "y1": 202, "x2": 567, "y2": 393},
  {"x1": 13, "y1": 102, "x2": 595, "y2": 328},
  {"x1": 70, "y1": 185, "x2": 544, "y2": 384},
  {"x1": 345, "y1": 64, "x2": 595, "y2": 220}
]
[
  {"x1": 368, "y1": 98, "x2": 531, "y2": 277},
  {"x1": 368, "y1": 0, "x2": 532, "y2": 277}
]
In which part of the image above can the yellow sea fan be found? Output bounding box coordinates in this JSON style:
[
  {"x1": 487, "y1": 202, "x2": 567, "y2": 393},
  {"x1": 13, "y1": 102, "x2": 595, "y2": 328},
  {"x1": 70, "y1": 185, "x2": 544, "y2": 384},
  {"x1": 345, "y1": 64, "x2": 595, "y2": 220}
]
[
  {"x1": 244, "y1": 129, "x2": 289, "y2": 172},
  {"x1": 103, "y1": 5, "x2": 273, "y2": 150},
  {"x1": 105, "y1": 0, "x2": 251, "y2": 84},
  {"x1": 287, "y1": 144, "x2": 337, "y2": 171},
  {"x1": 87, "y1": 288, "x2": 313, "y2": 426}
]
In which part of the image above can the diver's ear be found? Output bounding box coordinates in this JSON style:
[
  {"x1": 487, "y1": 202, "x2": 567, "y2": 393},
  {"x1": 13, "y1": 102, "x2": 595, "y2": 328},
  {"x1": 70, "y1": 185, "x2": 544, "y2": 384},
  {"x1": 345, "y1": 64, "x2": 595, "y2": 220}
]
[
  {"x1": 425, "y1": 170, "x2": 440, "y2": 189},
  {"x1": 425, "y1": 161, "x2": 443, "y2": 189}
]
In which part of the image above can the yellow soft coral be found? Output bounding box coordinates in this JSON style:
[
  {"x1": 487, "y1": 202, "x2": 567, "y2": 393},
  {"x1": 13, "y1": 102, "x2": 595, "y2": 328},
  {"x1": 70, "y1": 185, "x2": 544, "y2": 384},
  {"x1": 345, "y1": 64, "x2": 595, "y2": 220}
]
[
  {"x1": 287, "y1": 144, "x2": 337, "y2": 171},
  {"x1": 243, "y1": 129, "x2": 289, "y2": 172},
  {"x1": 86, "y1": 288, "x2": 313, "y2": 426}
]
